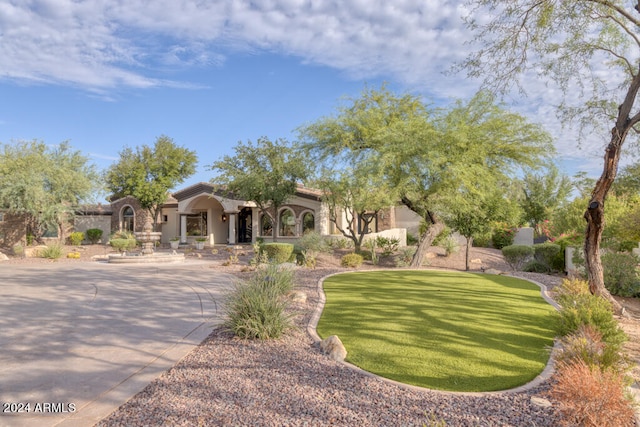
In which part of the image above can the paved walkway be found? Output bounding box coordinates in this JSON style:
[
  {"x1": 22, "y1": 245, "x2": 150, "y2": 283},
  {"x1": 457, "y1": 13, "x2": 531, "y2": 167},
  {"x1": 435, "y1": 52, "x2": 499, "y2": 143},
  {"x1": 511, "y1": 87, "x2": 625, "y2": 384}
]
[{"x1": 0, "y1": 261, "x2": 233, "y2": 427}]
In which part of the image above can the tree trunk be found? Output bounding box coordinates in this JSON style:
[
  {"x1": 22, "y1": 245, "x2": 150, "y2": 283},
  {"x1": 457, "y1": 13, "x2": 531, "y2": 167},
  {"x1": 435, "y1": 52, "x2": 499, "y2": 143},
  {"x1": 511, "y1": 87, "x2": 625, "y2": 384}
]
[
  {"x1": 410, "y1": 210, "x2": 445, "y2": 267},
  {"x1": 465, "y1": 236, "x2": 473, "y2": 271}
]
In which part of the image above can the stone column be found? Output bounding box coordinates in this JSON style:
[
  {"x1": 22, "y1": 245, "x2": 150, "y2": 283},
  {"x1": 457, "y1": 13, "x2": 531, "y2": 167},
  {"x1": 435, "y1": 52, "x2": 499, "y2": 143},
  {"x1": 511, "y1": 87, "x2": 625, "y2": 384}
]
[
  {"x1": 180, "y1": 215, "x2": 187, "y2": 243},
  {"x1": 227, "y1": 212, "x2": 237, "y2": 244}
]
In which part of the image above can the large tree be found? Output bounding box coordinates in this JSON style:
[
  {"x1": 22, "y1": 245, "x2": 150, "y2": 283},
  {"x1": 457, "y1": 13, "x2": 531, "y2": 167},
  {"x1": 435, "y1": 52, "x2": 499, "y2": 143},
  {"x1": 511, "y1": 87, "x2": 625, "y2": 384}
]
[
  {"x1": 301, "y1": 87, "x2": 552, "y2": 267},
  {"x1": 105, "y1": 135, "x2": 197, "y2": 229},
  {"x1": 0, "y1": 140, "x2": 100, "y2": 242},
  {"x1": 520, "y1": 165, "x2": 573, "y2": 235},
  {"x1": 462, "y1": 0, "x2": 640, "y2": 312},
  {"x1": 210, "y1": 137, "x2": 310, "y2": 242}
]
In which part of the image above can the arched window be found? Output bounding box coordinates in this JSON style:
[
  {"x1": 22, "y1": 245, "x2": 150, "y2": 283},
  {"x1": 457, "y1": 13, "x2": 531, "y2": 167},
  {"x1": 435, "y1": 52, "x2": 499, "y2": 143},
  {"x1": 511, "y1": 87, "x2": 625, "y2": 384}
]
[
  {"x1": 302, "y1": 212, "x2": 315, "y2": 233},
  {"x1": 260, "y1": 214, "x2": 273, "y2": 237},
  {"x1": 279, "y1": 209, "x2": 296, "y2": 237},
  {"x1": 122, "y1": 206, "x2": 135, "y2": 232}
]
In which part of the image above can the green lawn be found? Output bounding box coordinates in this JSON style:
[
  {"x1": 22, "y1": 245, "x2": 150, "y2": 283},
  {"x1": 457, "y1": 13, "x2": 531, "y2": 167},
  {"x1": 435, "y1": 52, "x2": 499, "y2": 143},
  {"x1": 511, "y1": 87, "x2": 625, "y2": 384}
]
[{"x1": 317, "y1": 270, "x2": 558, "y2": 392}]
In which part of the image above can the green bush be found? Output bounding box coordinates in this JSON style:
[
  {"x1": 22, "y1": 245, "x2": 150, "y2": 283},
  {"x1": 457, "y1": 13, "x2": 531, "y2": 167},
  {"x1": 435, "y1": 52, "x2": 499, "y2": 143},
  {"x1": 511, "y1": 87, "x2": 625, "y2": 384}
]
[
  {"x1": 86, "y1": 228, "x2": 103, "y2": 244},
  {"x1": 533, "y1": 242, "x2": 561, "y2": 272},
  {"x1": 396, "y1": 247, "x2": 417, "y2": 267},
  {"x1": 341, "y1": 253, "x2": 363, "y2": 268},
  {"x1": 39, "y1": 243, "x2": 64, "y2": 259},
  {"x1": 110, "y1": 238, "x2": 137, "y2": 253},
  {"x1": 432, "y1": 226, "x2": 452, "y2": 247},
  {"x1": 501, "y1": 245, "x2": 534, "y2": 271},
  {"x1": 492, "y1": 225, "x2": 516, "y2": 249},
  {"x1": 602, "y1": 252, "x2": 640, "y2": 297},
  {"x1": 222, "y1": 264, "x2": 294, "y2": 339},
  {"x1": 262, "y1": 243, "x2": 294, "y2": 264},
  {"x1": 68, "y1": 231, "x2": 85, "y2": 246},
  {"x1": 524, "y1": 260, "x2": 549, "y2": 273},
  {"x1": 556, "y1": 325, "x2": 629, "y2": 373},
  {"x1": 442, "y1": 236, "x2": 459, "y2": 257},
  {"x1": 557, "y1": 292, "x2": 627, "y2": 350},
  {"x1": 376, "y1": 236, "x2": 400, "y2": 257},
  {"x1": 406, "y1": 233, "x2": 419, "y2": 246},
  {"x1": 618, "y1": 240, "x2": 637, "y2": 253}
]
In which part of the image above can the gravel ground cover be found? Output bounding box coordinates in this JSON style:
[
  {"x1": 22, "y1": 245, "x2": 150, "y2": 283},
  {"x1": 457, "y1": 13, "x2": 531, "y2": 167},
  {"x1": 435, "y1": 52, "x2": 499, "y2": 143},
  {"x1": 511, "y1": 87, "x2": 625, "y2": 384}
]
[
  {"x1": 95, "y1": 249, "x2": 566, "y2": 427},
  {"x1": 2, "y1": 244, "x2": 638, "y2": 426}
]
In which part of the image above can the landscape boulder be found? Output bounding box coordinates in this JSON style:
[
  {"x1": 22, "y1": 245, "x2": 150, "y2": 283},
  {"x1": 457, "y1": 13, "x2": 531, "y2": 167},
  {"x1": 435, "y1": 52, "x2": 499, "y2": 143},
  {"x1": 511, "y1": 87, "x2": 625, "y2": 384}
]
[{"x1": 320, "y1": 335, "x2": 347, "y2": 362}]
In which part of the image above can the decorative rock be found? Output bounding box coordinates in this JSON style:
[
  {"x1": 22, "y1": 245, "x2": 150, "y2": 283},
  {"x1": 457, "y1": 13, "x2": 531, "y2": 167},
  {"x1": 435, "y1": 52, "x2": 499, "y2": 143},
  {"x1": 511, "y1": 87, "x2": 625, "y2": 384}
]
[
  {"x1": 530, "y1": 397, "x2": 552, "y2": 409},
  {"x1": 320, "y1": 335, "x2": 347, "y2": 362},
  {"x1": 24, "y1": 245, "x2": 47, "y2": 258},
  {"x1": 0, "y1": 252, "x2": 8, "y2": 261},
  {"x1": 290, "y1": 291, "x2": 307, "y2": 304},
  {"x1": 470, "y1": 258, "x2": 482, "y2": 264},
  {"x1": 425, "y1": 252, "x2": 437, "y2": 259},
  {"x1": 484, "y1": 268, "x2": 502, "y2": 275}
]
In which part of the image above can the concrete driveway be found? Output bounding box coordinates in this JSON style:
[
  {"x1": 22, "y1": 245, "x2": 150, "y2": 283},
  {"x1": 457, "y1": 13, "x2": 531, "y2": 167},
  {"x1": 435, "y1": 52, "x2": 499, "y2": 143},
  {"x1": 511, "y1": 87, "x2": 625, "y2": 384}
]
[{"x1": 0, "y1": 261, "x2": 233, "y2": 427}]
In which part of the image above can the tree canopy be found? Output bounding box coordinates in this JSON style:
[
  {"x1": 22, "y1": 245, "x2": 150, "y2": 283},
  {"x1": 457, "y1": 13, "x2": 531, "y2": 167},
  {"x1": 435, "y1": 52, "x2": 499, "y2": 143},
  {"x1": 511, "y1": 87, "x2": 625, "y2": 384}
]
[
  {"x1": 462, "y1": 0, "x2": 640, "y2": 310},
  {"x1": 301, "y1": 87, "x2": 553, "y2": 266},
  {"x1": 519, "y1": 165, "x2": 573, "y2": 233},
  {"x1": 0, "y1": 140, "x2": 100, "y2": 241},
  {"x1": 210, "y1": 137, "x2": 310, "y2": 241},
  {"x1": 105, "y1": 135, "x2": 197, "y2": 227}
]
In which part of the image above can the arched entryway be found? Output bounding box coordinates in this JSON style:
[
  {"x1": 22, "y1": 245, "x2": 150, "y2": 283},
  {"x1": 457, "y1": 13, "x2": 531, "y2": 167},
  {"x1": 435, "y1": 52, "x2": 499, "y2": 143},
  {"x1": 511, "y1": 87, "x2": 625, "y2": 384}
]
[{"x1": 238, "y1": 207, "x2": 252, "y2": 243}]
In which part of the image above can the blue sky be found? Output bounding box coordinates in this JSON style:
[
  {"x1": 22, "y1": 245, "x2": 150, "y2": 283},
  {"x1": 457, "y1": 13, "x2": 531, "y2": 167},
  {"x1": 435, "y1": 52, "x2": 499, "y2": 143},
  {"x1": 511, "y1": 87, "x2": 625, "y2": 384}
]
[{"x1": 0, "y1": 1, "x2": 612, "y2": 201}]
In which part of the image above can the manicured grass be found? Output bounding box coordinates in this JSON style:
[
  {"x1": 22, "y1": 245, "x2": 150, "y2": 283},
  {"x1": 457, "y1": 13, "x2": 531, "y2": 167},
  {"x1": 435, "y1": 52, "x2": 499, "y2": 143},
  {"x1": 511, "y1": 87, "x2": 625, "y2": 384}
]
[{"x1": 317, "y1": 270, "x2": 557, "y2": 392}]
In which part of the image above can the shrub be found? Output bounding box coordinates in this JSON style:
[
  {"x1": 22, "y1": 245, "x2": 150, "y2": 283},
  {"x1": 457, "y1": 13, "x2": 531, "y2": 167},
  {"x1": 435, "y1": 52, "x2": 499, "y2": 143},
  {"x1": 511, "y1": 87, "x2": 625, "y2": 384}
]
[
  {"x1": 363, "y1": 239, "x2": 379, "y2": 265},
  {"x1": 262, "y1": 243, "x2": 294, "y2": 264},
  {"x1": 341, "y1": 253, "x2": 363, "y2": 268},
  {"x1": 86, "y1": 228, "x2": 103, "y2": 244},
  {"x1": 298, "y1": 230, "x2": 330, "y2": 253},
  {"x1": 556, "y1": 287, "x2": 627, "y2": 349},
  {"x1": 533, "y1": 242, "x2": 561, "y2": 272},
  {"x1": 432, "y1": 226, "x2": 452, "y2": 247},
  {"x1": 67, "y1": 231, "x2": 85, "y2": 246},
  {"x1": 523, "y1": 260, "x2": 548, "y2": 273},
  {"x1": 109, "y1": 238, "x2": 137, "y2": 253},
  {"x1": 406, "y1": 233, "x2": 419, "y2": 246},
  {"x1": 442, "y1": 236, "x2": 459, "y2": 257},
  {"x1": 501, "y1": 245, "x2": 534, "y2": 271},
  {"x1": 39, "y1": 243, "x2": 64, "y2": 259},
  {"x1": 491, "y1": 225, "x2": 516, "y2": 249},
  {"x1": 396, "y1": 247, "x2": 417, "y2": 267},
  {"x1": 222, "y1": 264, "x2": 294, "y2": 339},
  {"x1": 556, "y1": 324, "x2": 629, "y2": 373},
  {"x1": 376, "y1": 236, "x2": 400, "y2": 257},
  {"x1": 548, "y1": 360, "x2": 636, "y2": 427},
  {"x1": 66, "y1": 251, "x2": 81, "y2": 259},
  {"x1": 601, "y1": 252, "x2": 640, "y2": 297}
]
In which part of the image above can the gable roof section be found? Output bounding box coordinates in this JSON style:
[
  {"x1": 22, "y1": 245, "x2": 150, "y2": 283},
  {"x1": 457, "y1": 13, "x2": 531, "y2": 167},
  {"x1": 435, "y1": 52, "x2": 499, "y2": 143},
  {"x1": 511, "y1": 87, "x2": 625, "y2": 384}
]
[{"x1": 171, "y1": 182, "x2": 322, "y2": 203}]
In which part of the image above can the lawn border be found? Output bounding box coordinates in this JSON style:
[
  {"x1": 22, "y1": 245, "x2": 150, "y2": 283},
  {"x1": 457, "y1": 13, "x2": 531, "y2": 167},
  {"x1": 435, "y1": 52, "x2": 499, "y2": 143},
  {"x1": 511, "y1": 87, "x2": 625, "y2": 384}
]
[{"x1": 307, "y1": 268, "x2": 561, "y2": 396}]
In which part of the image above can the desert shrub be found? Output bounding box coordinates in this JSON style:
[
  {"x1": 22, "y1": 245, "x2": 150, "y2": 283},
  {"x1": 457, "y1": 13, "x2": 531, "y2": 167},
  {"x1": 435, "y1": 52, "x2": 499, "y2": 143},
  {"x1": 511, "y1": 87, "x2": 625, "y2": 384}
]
[
  {"x1": 223, "y1": 277, "x2": 293, "y2": 340},
  {"x1": 601, "y1": 252, "x2": 640, "y2": 297},
  {"x1": 66, "y1": 251, "x2": 81, "y2": 259},
  {"x1": 523, "y1": 260, "x2": 548, "y2": 273},
  {"x1": 39, "y1": 243, "x2": 64, "y2": 259},
  {"x1": 534, "y1": 242, "x2": 561, "y2": 272},
  {"x1": 12, "y1": 244, "x2": 24, "y2": 256},
  {"x1": 329, "y1": 237, "x2": 353, "y2": 250},
  {"x1": 341, "y1": 253, "x2": 363, "y2": 268},
  {"x1": 406, "y1": 233, "x2": 419, "y2": 246},
  {"x1": 363, "y1": 239, "x2": 379, "y2": 265},
  {"x1": 442, "y1": 236, "x2": 459, "y2": 257},
  {"x1": 252, "y1": 263, "x2": 295, "y2": 294},
  {"x1": 548, "y1": 360, "x2": 636, "y2": 427},
  {"x1": 298, "y1": 230, "x2": 330, "y2": 253},
  {"x1": 86, "y1": 228, "x2": 103, "y2": 244},
  {"x1": 67, "y1": 231, "x2": 85, "y2": 246},
  {"x1": 618, "y1": 240, "x2": 637, "y2": 253},
  {"x1": 262, "y1": 243, "x2": 294, "y2": 264},
  {"x1": 556, "y1": 325, "x2": 629, "y2": 373},
  {"x1": 396, "y1": 247, "x2": 417, "y2": 267},
  {"x1": 432, "y1": 226, "x2": 452, "y2": 247},
  {"x1": 109, "y1": 238, "x2": 137, "y2": 253},
  {"x1": 491, "y1": 224, "x2": 516, "y2": 249},
  {"x1": 555, "y1": 280, "x2": 627, "y2": 349},
  {"x1": 501, "y1": 245, "x2": 534, "y2": 271},
  {"x1": 376, "y1": 236, "x2": 400, "y2": 257}
]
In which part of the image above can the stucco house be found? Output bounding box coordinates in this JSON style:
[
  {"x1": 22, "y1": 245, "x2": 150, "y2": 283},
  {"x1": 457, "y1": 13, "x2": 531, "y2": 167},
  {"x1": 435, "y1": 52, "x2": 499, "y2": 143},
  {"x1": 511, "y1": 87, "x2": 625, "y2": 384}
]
[{"x1": 1, "y1": 182, "x2": 419, "y2": 248}]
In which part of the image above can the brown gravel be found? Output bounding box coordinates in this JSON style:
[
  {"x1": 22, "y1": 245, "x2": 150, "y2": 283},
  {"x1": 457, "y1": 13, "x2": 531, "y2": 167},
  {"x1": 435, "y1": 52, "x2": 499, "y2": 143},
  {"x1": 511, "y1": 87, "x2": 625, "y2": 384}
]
[{"x1": 2, "y1": 244, "x2": 638, "y2": 426}]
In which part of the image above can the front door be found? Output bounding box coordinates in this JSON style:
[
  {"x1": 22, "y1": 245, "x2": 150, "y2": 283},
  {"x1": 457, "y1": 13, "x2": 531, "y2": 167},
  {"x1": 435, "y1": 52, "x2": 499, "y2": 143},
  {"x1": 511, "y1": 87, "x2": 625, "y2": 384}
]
[{"x1": 238, "y1": 208, "x2": 252, "y2": 243}]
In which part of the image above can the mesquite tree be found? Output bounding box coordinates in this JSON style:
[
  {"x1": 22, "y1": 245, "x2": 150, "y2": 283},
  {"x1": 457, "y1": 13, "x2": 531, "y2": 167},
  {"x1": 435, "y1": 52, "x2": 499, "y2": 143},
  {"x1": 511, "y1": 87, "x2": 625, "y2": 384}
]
[{"x1": 462, "y1": 0, "x2": 640, "y2": 312}]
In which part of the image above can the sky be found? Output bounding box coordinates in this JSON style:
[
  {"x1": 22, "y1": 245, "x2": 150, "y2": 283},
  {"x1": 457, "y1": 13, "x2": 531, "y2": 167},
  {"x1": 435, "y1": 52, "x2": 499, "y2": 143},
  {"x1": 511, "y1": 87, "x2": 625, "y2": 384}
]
[{"x1": 0, "y1": 0, "x2": 620, "y2": 201}]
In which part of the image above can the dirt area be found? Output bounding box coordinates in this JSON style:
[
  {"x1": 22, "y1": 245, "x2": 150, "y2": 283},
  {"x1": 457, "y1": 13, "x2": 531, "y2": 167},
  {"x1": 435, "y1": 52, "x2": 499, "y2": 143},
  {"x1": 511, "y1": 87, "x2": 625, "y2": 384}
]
[{"x1": 2, "y1": 242, "x2": 639, "y2": 383}]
